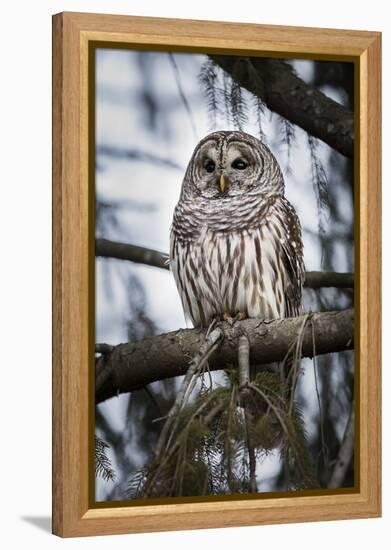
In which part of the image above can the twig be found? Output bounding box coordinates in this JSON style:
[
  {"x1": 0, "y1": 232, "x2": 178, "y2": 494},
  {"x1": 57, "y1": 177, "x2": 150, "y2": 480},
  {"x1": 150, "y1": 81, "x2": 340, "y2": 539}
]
[
  {"x1": 143, "y1": 389, "x2": 221, "y2": 497},
  {"x1": 238, "y1": 333, "x2": 250, "y2": 388},
  {"x1": 311, "y1": 319, "x2": 329, "y2": 476},
  {"x1": 155, "y1": 327, "x2": 223, "y2": 457},
  {"x1": 248, "y1": 383, "x2": 318, "y2": 488},
  {"x1": 289, "y1": 313, "x2": 311, "y2": 415},
  {"x1": 225, "y1": 383, "x2": 237, "y2": 493},
  {"x1": 181, "y1": 320, "x2": 217, "y2": 408},
  {"x1": 164, "y1": 327, "x2": 221, "y2": 452},
  {"x1": 244, "y1": 409, "x2": 257, "y2": 493},
  {"x1": 204, "y1": 401, "x2": 226, "y2": 426},
  {"x1": 328, "y1": 405, "x2": 355, "y2": 488}
]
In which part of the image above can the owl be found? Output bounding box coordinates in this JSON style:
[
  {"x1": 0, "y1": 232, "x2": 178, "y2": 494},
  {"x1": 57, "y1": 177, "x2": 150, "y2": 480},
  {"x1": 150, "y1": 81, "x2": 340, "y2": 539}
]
[{"x1": 170, "y1": 131, "x2": 304, "y2": 328}]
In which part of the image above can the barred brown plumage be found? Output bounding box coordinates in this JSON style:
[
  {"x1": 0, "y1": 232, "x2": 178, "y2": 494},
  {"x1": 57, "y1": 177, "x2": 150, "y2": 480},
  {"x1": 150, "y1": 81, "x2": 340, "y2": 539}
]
[{"x1": 170, "y1": 131, "x2": 304, "y2": 328}]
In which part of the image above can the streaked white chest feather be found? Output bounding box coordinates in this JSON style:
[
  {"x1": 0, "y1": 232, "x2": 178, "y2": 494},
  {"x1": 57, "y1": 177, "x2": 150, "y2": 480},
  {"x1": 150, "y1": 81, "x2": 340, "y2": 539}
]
[{"x1": 171, "y1": 223, "x2": 287, "y2": 327}]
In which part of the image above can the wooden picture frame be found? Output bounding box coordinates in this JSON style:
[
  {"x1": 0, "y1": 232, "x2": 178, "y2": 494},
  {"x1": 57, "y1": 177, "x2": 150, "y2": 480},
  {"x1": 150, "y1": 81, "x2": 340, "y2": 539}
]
[{"x1": 52, "y1": 11, "x2": 381, "y2": 537}]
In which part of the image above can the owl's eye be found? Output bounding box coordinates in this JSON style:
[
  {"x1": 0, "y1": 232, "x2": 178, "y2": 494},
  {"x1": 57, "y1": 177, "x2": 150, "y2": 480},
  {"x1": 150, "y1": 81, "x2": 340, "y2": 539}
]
[
  {"x1": 204, "y1": 160, "x2": 216, "y2": 173},
  {"x1": 231, "y1": 158, "x2": 248, "y2": 170}
]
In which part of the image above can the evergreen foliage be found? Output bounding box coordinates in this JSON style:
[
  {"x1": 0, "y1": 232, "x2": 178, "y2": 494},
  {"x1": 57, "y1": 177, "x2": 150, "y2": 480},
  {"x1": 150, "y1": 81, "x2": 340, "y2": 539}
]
[
  {"x1": 126, "y1": 365, "x2": 319, "y2": 498},
  {"x1": 95, "y1": 436, "x2": 116, "y2": 482}
]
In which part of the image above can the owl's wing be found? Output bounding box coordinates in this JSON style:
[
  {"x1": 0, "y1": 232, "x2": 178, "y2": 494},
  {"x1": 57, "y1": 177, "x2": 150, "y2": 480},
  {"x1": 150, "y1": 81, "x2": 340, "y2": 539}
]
[
  {"x1": 279, "y1": 201, "x2": 305, "y2": 318},
  {"x1": 280, "y1": 244, "x2": 302, "y2": 317}
]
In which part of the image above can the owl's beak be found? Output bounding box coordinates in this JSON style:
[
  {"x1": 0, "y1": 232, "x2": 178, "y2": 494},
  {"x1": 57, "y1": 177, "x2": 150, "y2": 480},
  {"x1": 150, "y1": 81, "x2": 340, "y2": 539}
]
[{"x1": 219, "y1": 174, "x2": 226, "y2": 193}]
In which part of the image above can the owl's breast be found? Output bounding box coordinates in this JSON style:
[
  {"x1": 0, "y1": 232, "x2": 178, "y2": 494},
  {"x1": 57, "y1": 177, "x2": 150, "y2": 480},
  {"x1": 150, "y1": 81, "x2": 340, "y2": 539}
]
[
  {"x1": 205, "y1": 226, "x2": 287, "y2": 321},
  {"x1": 170, "y1": 220, "x2": 291, "y2": 327}
]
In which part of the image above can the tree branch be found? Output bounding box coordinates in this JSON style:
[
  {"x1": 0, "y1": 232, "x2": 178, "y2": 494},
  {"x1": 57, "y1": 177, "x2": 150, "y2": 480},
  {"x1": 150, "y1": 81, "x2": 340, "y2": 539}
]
[
  {"x1": 210, "y1": 56, "x2": 354, "y2": 158},
  {"x1": 304, "y1": 271, "x2": 354, "y2": 289},
  {"x1": 96, "y1": 238, "x2": 169, "y2": 270},
  {"x1": 95, "y1": 238, "x2": 353, "y2": 289},
  {"x1": 96, "y1": 309, "x2": 354, "y2": 404}
]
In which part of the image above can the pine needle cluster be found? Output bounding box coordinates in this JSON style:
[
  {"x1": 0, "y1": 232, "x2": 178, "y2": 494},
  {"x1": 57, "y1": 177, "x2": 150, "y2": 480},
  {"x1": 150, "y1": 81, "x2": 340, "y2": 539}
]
[{"x1": 95, "y1": 436, "x2": 116, "y2": 482}]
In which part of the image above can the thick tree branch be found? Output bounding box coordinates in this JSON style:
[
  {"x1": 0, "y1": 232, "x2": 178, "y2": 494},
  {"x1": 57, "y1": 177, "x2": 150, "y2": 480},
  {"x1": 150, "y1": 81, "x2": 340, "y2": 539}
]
[
  {"x1": 210, "y1": 56, "x2": 354, "y2": 158},
  {"x1": 96, "y1": 309, "x2": 354, "y2": 404},
  {"x1": 95, "y1": 238, "x2": 353, "y2": 289}
]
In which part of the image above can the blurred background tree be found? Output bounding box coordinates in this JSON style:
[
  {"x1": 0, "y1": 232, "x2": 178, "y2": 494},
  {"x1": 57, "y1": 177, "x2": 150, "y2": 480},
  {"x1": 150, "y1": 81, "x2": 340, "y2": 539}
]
[{"x1": 94, "y1": 50, "x2": 354, "y2": 500}]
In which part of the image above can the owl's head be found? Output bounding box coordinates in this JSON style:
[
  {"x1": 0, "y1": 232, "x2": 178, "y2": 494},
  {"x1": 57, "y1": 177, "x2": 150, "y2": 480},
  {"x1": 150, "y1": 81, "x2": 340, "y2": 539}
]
[{"x1": 182, "y1": 131, "x2": 284, "y2": 200}]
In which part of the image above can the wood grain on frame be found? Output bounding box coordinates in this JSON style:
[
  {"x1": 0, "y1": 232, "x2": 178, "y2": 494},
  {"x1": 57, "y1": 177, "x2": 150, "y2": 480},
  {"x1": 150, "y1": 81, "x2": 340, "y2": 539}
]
[{"x1": 52, "y1": 11, "x2": 381, "y2": 537}]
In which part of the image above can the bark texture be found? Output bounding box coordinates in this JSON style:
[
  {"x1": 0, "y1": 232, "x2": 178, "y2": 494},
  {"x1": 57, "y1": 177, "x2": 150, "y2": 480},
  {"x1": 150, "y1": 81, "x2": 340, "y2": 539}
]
[{"x1": 96, "y1": 309, "x2": 354, "y2": 404}]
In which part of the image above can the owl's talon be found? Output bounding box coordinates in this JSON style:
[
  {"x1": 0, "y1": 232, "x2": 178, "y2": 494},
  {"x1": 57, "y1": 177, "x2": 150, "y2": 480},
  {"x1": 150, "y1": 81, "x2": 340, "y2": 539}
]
[
  {"x1": 223, "y1": 311, "x2": 247, "y2": 325},
  {"x1": 222, "y1": 311, "x2": 237, "y2": 326},
  {"x1": 231, "y1": 312, "x2": 246, "y2": 325}
]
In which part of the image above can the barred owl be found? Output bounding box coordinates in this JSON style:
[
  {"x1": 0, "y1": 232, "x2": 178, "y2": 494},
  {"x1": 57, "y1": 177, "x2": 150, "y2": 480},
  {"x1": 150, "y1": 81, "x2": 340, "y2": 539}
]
[{"x1": 170, "y1": 131, "x2": 304, "y2": 328}]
